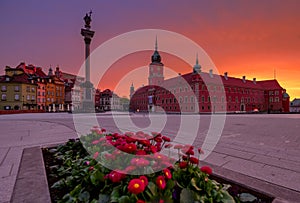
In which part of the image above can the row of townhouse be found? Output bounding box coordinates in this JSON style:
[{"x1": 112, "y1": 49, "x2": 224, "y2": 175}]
[{"x1": 0, "y1": 62, "x2": 84, "y2": 112}]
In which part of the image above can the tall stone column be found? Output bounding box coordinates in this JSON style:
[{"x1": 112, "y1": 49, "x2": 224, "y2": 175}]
[{"x1": 81, "y1": 11, "x2": 95, "y2": 111}]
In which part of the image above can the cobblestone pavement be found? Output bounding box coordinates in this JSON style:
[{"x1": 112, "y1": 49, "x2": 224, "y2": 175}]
[{"x1": 0, "y1": 112, "x2": 299, "y2": 202}]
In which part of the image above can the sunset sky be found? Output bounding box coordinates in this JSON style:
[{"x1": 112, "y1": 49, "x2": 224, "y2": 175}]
[{"x1": 0, "y1": 0, "x2": 299, "y2": 99}]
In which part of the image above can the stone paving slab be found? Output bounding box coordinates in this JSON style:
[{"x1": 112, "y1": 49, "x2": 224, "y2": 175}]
[
  {"x1": 203, "y1": 151, "x2": 229, "y2": 166},
  {"x1": 0, "y1": 165, "x2": 12, "y2": 178},
  {"x1": 11, "y1": 147, "x2": 51, "y2": 203},
  {"x1": 0, "y1": 175, "x2": 16, "y2": 203},
  {"x1": 223, "y1": 156, "x2": 266, "y2": 177},
  {"x1": 0, "y1": 147, "x2": 9, "y2": 165},
  {"x1": 214, "y1": 145, "x2": 256, "y2": 160},
  {"x1": 251, "y1": 154, "x2": 300, "y2": 173},
  {"x1": 259, "y1": 165, "x2": 300, "y2": 192}
]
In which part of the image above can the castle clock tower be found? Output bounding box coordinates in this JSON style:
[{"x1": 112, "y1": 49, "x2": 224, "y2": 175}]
[{"x1": 148, "y1": 37, "x2": 164, "y2": 86}]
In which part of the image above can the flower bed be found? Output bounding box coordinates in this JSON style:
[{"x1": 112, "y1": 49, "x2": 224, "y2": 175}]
[{"x1": 43, "y1": 127, "x2": 273, "y2": 203}]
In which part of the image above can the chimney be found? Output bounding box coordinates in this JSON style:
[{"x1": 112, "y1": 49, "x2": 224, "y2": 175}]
[
  {"x1": 242, "y1": 76, "x2": 246, "y2": 83},
  {"x1": 224, "y1": 72, "x2": 228, "y2": 80},
  {"x1": 253, "y1": 78, "x2": 256, "y2": 84},
  {"x1": 178, "y1": 73, "x2": 181, "y2": 76},
  {"x1": 209, "y1": 69, "x2": 213, "y2": 78}
]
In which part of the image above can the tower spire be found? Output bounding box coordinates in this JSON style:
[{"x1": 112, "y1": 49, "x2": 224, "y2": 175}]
[{"x1": 193, "y1": 53, "x2": 201, "y2": 73}]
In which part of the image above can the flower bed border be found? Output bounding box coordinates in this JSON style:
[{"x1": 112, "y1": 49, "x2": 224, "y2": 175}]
[{"x1": 11, "y1": 145, "x2": 300, "y2": 203}]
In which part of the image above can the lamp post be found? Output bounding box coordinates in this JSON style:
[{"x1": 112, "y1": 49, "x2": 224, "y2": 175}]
[{"x1": 22, "y1": 95, "x2": 24, "y2": 110}]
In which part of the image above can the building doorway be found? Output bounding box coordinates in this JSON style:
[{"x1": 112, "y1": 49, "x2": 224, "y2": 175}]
[{"x1": 240, "y1": 104, "x2": 245, "y2": 112}]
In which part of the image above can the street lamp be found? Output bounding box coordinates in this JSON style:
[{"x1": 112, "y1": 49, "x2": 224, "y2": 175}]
[{"x1": 22, "y1": 96, "x2": 25, "y2": 110}]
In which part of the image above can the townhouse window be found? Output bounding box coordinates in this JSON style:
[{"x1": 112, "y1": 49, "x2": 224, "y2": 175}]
[
  {"x1": 202, "y1": 106, "x2": 204, "y2": 110},
  {"x1": 191, "y1": 96, "x2": 194, "y2": 103},
  {"x1": 275, "y1": 91, "x2": 279, "y2": 95},
  {"x1": 221, "y1": 96, "x2": 225, "y2": 103},
  {"x1": 14, "y1": 86, "x2": 20, "y2": 92},
  {"x1": 38, "y1": 98, "x2": 40, "y2": 103},
  {"x1": 275, "y1": 97, "x2": 279, "y2": 102},
  {"x1": 229, "y1": 96, "x2": 232, "y2": 102},
  {"x1": 26, "y1": 86, "x2": 30, "y2": 92},
  {"x1": 208, "y1": 96, "x2": 210, "y2": 102},
  {"x1": 31, "y1": 95, "x2": 35, "y2": 100},
  {"x1": 269, "y1": 97, "x2": 273, "y2": 102},
  {"x1": 1, "y1": 94, "x2": 7, "y2": 100},
  {"x1": 235, "y1": 97, "x2": 238, "y2": 103},
  {"x1": 184, "y1": 96, "x2": 188, "y2": 103},
  {"x1": 269, "y1": 91, "x2": 273, "y2": 96},
  {"x1": 38, "y1": 92, "x2": 40, "y2": 96},
  {"x1": 27, "y1": 95, "x2": 30, "y2": 100},
  {"x1": 179, "y1": 97, "x2": 183, "y2": 103},
  {"x1": 1, "y1": 85, "x2": 7, "y2": 91},
  {"x1": 213, "y1": 96, "x2": 217, "y2": 103},
  {"x1": 14, "y1": 94, "x2": 20, "y2": 101},
  {"x1": 202, "y1": 96, "x2": 205, "y2": 103}
]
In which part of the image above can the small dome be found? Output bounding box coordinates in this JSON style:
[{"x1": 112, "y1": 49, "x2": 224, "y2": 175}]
[
  {"x1": 283, "y1": 92, "x2": 289, "y2": 98},
  {"x1": 151, "y1": 50, "x2": 161, "y2": 63}
]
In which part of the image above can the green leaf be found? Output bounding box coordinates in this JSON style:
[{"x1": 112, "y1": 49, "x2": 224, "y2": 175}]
[
  {"x1": 110, "y1": 186, "x2": 120, "y2": 202},
  {"x1": 239, "y1": 193, "x2": 257, "y2": 202},
  {"x1": 221, "y1": 191, "x2": 235, "y2": 203},
  {"x1": 70, "y1": 184, "x2": 82, "y2": 196},
  {"x1": 90, "y1": 170, "x2": 104, "y2": 185},
  {"x1": 147, "y1": 181, "x2": 157, "y2": 196},
  {"x1": 191, "y1": 178, "x2": 202, "y2": 191},
  {"x1": 78, "y1": 191, "x2": 90, "y2": 202},
  {"x1": 51, "y1": 179, "x2": 65, "y2": 189},
  {"x1": 180, "y1": 188, "x2": 194, "y2": 203},
  {"x1": 98, "y1": 194, "x2": 110, "y2": 203},
  {"x1": 118, "y1": 195, "x2": 131, "y2": 203}
]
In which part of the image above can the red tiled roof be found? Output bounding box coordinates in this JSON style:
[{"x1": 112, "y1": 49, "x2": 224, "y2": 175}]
[
  {"x1": 0, "y1": 73, "x2": 33, "y2": 84},
  {"x1": 257, "y1": 80, "x2": 283, "y2": 90}
]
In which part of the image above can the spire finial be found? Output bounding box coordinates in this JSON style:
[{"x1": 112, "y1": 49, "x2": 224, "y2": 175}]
[
  {"x1": 196, "y1": 53, "x2": 199, "y2": 65},
  {"x1": 155, "y1": 35, "x2": 158, "y2": 51}
]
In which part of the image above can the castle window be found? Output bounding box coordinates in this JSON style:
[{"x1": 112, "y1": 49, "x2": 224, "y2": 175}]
[
  {"x1": 15, "y1": 94, "x2": 20, "y2": 101},
  {"x1": 1, "y1": 94, "x2": 7, "y2": 100},
  {"x1": 1, "y1": 85, "x2": 7, "y2": 91},
  {"x1": 14, "y1": 86, "x2": 20, "y2": 92},
  {"x1": 269, "y1": 97, "x2": 273, "y2": 102}
]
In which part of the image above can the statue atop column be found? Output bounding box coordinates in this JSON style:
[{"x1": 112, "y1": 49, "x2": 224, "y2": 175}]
[{"x1": 84, "y1": 10, "x2": 92, "y2": 30}]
